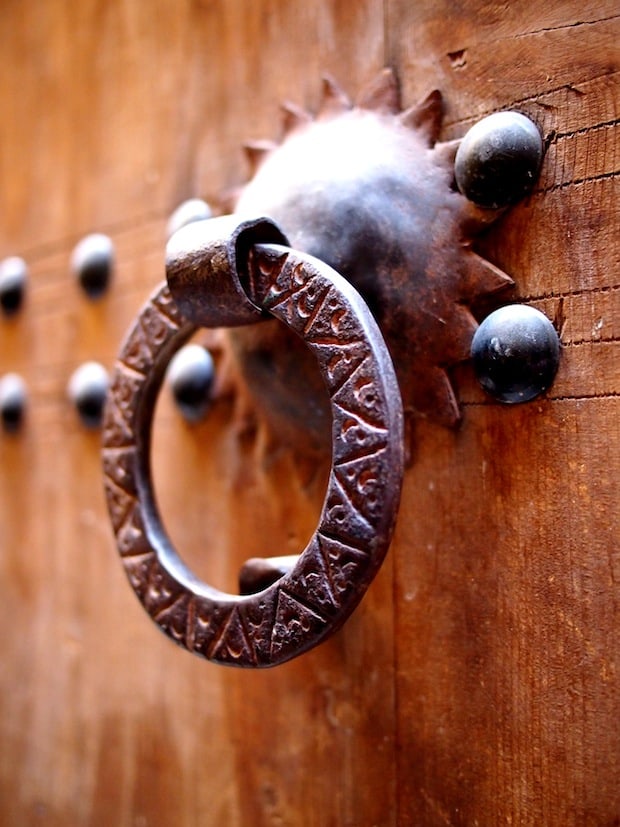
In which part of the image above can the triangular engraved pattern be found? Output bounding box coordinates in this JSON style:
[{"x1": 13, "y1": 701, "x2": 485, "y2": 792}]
[
  {"x1": 322, "y1": 475, "x2": 375, "y2": 549},
  {"x1": 333, "y1": 448, "x2": 388, "y2": 527},
  {"x1": 102, "y1": 395, "x2": 135, "y2": 448},
  {"x1": 302, "y1": 288, "x2": 360, "y2": 346},
  {"x1": 331, "y1": 403, "x2": 389, "y2": 465},
  {"x1": 123, "y1": 552, "x2": 156, "y2": 600},
  {"x1": 267, "y1": 273, "x2": 328, "y2": 335},
  {"x1": 283, "y1": 540, "x2": 340, "y2": 618},
  {"x1": 152, "y1": 592, "x2": 192, "y2": 645},
  {"x1": 104, "y1": 477, "x2": 135, "y2": 532},
  {"x1": 151, "y1": 285, "x2": 185, "y2": 326},
  {"x1": 143, "y1": 560, "x2": 183, "y2": 618},
  {"x1": 121, "y1": 322, "x2": 155, "y2": 375},
  {"x1": 237, "y1": 592, "x2": 279, "y2": 665},
  {"x1": 139, "y1": 303, "x2": 178, "y2": 351},
  {"x1": 106, "y1": 367, "x2": 144, "y2": 438},
  {"x1": 116, "y1": 501, "x2": 151, "y2": 558},
  {"x1": 258, "y1": 258, "x2": 313, "y2": 307},
  {"x1": 317, "y1": 532, "x2": 371, "y2": 601},
  {"x1": 191, "y1": 602, "x2": 233, "y2": 658},
  {"x1": 311, "y1": 341, "x2": 368, "y2": 396},
  {"x1": 331, "y1": 357, "x2": 385, "y2": 429},
  {"x1": 102, "y1": 446, "x2": 138, "y2": 495},
  {"x1": 209, "y1": 606, "x2": 257, "y2": 666},
  {"x1": 270, "y1": 587, "x2": 328, "y2": 661},
  {"x1": 247, "y1": 248, "x2": 290, "y2": 306}
]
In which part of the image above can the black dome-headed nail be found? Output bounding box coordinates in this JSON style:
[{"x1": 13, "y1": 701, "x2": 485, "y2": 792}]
[
  {"x1": 0, "y1": 257, "x2": 27, "y2": 316},
  {"x1": 68, "y1": 362, "x2": 109, "y2": 428},
  {"x1": 0, "y1": 373, "x2": 27, "y2": 432},
  {"x1": 471, "y1": 305, "x2": 560, "y2": 403},
  {"x1": 455, "y1": 111, "x2": 543, "y2": 209},
  {"x1": 167, "y1": 344, "x2": 215, "y2": 422},
  {"x1": 71, "y1": 234, "x2": 114, "y2": 299}
]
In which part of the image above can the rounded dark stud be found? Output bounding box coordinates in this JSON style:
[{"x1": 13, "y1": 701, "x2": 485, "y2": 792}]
[
  {"x1": 0, "y1": 256, "x2": 27, "y2": 316},
  {"x1": 471, "y1": 304, "x2": 560, "y2": 403},
  {"x1": 166, "y1": 198, "x2": 212, "y2": 239},
  {"x1": 455, "y1": 111, "x2": 543, "y2": 208},
  {"x1": 68, "y1": 362, "x2": 109, "y2": 428},
  {"x1": 71, "y1": 234, "x2": 114, "y2": 299},
  {"x1": 166, "y1": 344, "x2": 215, "y2": 422},
  {"x1": 0, "y1": 373, "x2": 27, "y2": 432}
]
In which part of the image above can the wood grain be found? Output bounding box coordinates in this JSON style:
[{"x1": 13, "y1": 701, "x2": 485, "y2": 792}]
[
  {"x1": 0, "y1": 2, "x2": 392, "y2": 825},
  {"x1": 389, "y1": 1, "x2": 619, "y2": 823},
  {"x1": 0, "y1": 0, "x2": 618, "y2": 824}
]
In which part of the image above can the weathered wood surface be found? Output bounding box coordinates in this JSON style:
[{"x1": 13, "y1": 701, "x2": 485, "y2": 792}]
[{"x1": 0, "y1": 1, "x2": 618, "y2": 824}]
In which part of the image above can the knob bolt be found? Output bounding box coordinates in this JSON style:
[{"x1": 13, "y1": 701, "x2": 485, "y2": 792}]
[
  {"x1": 455, "y1": 111, "x2": 543, "y2": 208},
  {"x1": 471, "y1": 305, "x2": 560, "y2": 403},
  {"x1": 68, "y1": 362, "x2": 109, "y2": 428},
  {"x1": 0, "y1": 257, "x2": 27, "y2": 316},
  {"x1": 71, "y1": 234, "x2": 114, "y2": 299},
  {"x1": 167, "y1": 344, "x2": 215, "y2": 422},
  {"x1": 0, "y1": 373, "x2": 27, "y2": 432}
]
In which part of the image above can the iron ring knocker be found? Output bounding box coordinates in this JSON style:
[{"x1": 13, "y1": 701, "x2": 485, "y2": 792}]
[{"x1": 102, "y1": 215, "x2": 404, "y2": 668}]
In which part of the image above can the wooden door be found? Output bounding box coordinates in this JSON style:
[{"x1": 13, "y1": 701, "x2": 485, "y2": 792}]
[{"x1": 0, "y1": 2, "x2": 618, "y2": 824}]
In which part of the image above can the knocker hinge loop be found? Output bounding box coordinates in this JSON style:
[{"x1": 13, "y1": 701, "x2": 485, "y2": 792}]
[{"x1": 165, "y1": 214, "x2": 289, "y2": 328}]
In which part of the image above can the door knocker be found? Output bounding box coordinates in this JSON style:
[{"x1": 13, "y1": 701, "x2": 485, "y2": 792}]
[
  {"x1": 102, "y1": 215, "x2": 404, "y2": 667},
  {"x1": 230, "y1": 69, "x2": 558, "y2": 434},
  {"x1": 102, "y1": 70, "x2": 560, "y2": 667}
]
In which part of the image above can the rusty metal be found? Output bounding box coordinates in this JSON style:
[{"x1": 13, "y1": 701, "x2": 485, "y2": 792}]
[
  {"x1": 470, "y1": 304, "x2": 561, "y2": 403},
  {"x1": 0, "y1": 256, "x2": 27, "y2": 316},
  {"x1": 102, "y1": 73, "x2": 549, "y2": 666},
  {"x1": 238, "y1": 555, "x2": 298, "y2": 595},
  {"x1": 232, "y1": 70, "x2": 543, "y2": 432},
  {"x1": 166, "y1": 198, "x2": 213, "y2": 239},
  {"x1": 102, "y1": 222, "x2": 404, "y2": 668},
  {"x1": 0, "y1": 373, "x2": 27, "y2": 432},
  {"x1": 454, "y1": 111, "x2": 543, "y2": 209},
  {"x1": 166, "y1": 214, "x2": 288, "y2": 328},
  {"x1": 71, "y1": 233, "x2": 115, "y2": 299},
  {"x1": 166, "y1": 343, "x2": 215, "y2": 422},
  {"x1": 68, "y1": 361, "x2": 109, "y2": 428}
]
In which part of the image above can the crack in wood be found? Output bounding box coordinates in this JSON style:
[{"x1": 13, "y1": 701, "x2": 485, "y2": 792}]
[
  {"x1": 513, "y1": 14, "x2": 620, "y2": 39},
  {"x1": 443, "y1": 70, "x2": 620, "y2": 132},
  {"x1": 463, "y1": 392, "x2": 620, "y2": 405},
  {"x1": 536, "y1": 168, "x2": 620, "y2": 194},
  {"x1": 519, "y1": 284, "x2": 620, "y2": 302},
  {"x1": 553, "y1": 117, "x2": 620, "y2": 141}
]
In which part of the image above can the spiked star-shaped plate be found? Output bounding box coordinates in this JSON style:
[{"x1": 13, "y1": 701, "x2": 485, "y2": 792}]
[{"x1": 230, "y1": 69, "x2": 514, "y2": 433}]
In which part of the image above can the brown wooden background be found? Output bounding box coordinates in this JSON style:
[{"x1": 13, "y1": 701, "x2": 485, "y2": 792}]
[{"x1": 0, "y1": 1, "x2": 618, "y2": 824}]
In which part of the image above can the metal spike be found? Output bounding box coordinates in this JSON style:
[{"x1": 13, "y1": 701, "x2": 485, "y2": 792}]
[
  {"x1": 242, "y1": 140, "x2": 277, "y2": 175},
  {"x1": 424, "y1": 367, "x2": 462, "y2": 428},
  {"x1": 460, "y1": 198, "x2": 504, "y2": 235},
  {"x1": 318, "y1": 74, "x2": 352, "y2": 118},
  {"x1": 460, "y1": 251, "x2": 515, "y2": 300},
  {"x1": 281, "y1": 101, "x2": 312, "y2": 136},
  {"x1": 432, "y1": 139, "x2": 460, "y2": 168},
  {"x1": 441, "y1": 305, "x2": 479, "y2": 364},
  {"x1": 356, "y1": 67, "x2": 400, "y2": 114},
  {"x1": 218, "y1": 186, "x2": 243, "y2": 213},
  {"x1": 399, "y1": 89, "x2": 443, "y2": 145}
]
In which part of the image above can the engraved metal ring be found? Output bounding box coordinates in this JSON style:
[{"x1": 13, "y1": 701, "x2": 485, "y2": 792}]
[{"x1": 102, "y1": 216, "x2": 404, "y2": 667}]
